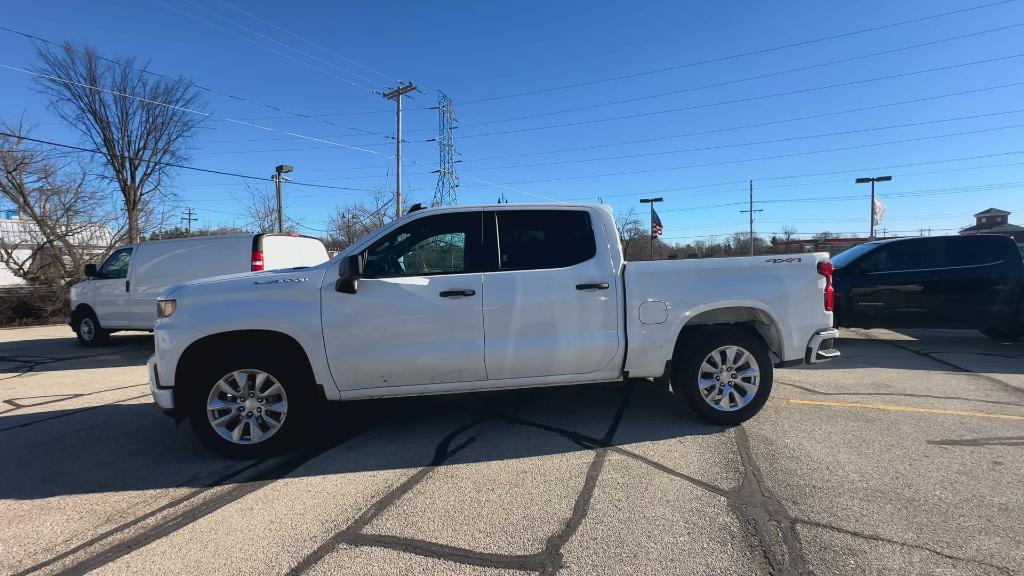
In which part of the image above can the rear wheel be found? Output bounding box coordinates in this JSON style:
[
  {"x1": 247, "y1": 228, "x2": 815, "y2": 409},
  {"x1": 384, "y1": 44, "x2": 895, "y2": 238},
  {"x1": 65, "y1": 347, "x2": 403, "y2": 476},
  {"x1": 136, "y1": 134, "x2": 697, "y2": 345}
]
[
  {"x1": 672, "y1": 326, "x2": 773, "y2": 425},
  {"x1": 74, "y1": 309, "x2": 109, "y2": 347},
  {"x1": 188, "y1": 352, "x2": 309, "y2": 458}
]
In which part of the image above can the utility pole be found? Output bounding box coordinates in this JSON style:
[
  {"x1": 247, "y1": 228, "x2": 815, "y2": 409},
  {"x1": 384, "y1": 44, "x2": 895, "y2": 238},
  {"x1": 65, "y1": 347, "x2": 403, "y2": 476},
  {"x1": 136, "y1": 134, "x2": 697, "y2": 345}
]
[
  {"x1": 855, "y1": 175, "x2": 892, "y2": 238},
  {"x1": 273, "y1": 164, "x2": 293, "y2": 233},
  {"x1": 740, "y1": 180, "x2": 763, "y2": 255},
  {"x1": 384, "y1": 82, "x2": 416, "y2": 219},
  {"x1": 431, "y1": 91, "x2": 459, "y2": 207},
  {"x1": 181, "y1": 207, "x2": 197, "y2": 237},
  {"x1": 640, "y1": 197, "x2": 663, "y2": 260}
]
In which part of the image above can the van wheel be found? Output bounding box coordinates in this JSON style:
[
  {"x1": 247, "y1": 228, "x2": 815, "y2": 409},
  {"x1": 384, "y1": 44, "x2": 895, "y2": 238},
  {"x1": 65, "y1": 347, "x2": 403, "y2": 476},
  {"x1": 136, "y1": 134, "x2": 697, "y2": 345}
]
[
  {"x1": 188, "y1": 352, "x2": 308, "y2": 458},
  {"x1": 672, "y1": 326, "x2": 773, "y2": 425},
  {"x1": 74, "y1": 310, "x2": 109, "y2": 347}
]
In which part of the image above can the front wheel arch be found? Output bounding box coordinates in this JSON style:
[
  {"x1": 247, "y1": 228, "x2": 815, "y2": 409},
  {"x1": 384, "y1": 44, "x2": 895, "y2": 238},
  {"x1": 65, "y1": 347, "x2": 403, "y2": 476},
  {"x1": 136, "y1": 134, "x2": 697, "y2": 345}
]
[{"x1": 174, "y1": 330, "x2": 320, "y2": 421}]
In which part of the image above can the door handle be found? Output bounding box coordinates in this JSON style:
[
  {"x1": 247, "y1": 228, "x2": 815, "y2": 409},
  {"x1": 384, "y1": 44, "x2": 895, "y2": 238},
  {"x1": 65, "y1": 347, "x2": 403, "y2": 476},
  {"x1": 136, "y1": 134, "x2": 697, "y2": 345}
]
[
  {"x1": 439, "y1": 289, "x2": 476, "y2": 298},
  {"x1": 576, "y1": 282, "x2": 609, "y2": 290},
  {"x1": 125, "y1": 280, "x2": 130, "y2": 293}
]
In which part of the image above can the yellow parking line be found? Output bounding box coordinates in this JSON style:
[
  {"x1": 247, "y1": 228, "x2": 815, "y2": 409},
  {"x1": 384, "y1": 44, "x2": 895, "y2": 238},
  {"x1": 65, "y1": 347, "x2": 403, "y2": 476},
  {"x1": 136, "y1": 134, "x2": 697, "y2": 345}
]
[{"x1": 789, "y1": 399, "x2": 1024, "y2": 421}]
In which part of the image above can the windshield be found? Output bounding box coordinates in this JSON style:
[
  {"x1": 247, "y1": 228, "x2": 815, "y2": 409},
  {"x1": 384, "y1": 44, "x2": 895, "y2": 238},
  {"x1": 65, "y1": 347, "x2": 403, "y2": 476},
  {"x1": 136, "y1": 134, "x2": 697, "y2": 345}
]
[{"x1": 829, "y1": 242, "x2": 879, "y2": 269}]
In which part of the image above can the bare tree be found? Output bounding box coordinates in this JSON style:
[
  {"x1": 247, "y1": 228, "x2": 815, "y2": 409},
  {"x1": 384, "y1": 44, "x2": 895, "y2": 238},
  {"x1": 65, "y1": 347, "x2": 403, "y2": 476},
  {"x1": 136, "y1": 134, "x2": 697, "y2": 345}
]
[
  {"x1": 780, "y1": 225, "x2": 798, "y2": 253},
  {"x1": 34, "y1": 43, "x2": 204, "y2": 243},
  {"x1": 325, "y1": 190, "x2": 403, "y2": 251},
  {"x1": 237, "y1": 181, "x2": 301, "y2": 234},
  {"x1": 0, "y1": 123, "x2": 116, "y2": 284},
  {"x1": 615, "y1": 207, "x2": 647, "y2": 260}
]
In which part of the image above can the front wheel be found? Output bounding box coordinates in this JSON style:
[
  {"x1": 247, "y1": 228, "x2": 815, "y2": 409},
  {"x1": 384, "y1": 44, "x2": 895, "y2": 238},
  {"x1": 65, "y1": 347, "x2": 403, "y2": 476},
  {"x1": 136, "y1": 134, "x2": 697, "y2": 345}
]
[
  {"x1": 672, "y1": 326, "x2": 773, "y2": 425},
  {"x1": 74, "y1": 310, "x2": 109, "y2": 347},
  {"x1": 188, "y1": 353, "x2": 309, "y2": 458}
]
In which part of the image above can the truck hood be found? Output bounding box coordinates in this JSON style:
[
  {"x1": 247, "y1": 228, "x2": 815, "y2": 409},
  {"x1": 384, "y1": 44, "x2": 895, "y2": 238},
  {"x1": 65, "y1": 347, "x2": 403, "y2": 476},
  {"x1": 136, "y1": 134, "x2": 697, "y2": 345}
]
[{"x1": 161, "y1": 265, "x2": 328, "y2": 299}]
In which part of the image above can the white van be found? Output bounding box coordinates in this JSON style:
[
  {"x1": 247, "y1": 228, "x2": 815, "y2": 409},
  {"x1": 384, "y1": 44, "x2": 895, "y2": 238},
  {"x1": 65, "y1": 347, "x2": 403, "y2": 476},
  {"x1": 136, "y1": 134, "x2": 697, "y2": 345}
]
[{"x1": 69, "y1": 233, "x2": 329, "y2": 346}]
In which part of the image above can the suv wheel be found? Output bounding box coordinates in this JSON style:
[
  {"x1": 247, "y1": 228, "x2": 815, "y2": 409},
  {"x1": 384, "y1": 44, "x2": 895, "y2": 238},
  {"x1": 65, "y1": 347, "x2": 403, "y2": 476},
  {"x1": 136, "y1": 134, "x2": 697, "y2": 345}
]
[
  {"x1": 188, "y1": 353, "x2": 309, "y2": 458},
  {"x1": 672, "y1": 326, "x2": 773, "y2": 425},
  {"x1": 74, "y1": 310, "x2": 109, "y2": 347}
]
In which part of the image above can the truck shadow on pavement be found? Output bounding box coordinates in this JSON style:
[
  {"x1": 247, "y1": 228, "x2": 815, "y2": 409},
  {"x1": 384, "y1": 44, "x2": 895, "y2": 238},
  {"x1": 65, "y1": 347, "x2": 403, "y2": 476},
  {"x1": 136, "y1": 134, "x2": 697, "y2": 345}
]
[
  {"x1": 0, "y1": 333, "x2": 153, "y2": 378},
  {"x1": 0, "y1": 380, "x2": 723, "y2": 501}
]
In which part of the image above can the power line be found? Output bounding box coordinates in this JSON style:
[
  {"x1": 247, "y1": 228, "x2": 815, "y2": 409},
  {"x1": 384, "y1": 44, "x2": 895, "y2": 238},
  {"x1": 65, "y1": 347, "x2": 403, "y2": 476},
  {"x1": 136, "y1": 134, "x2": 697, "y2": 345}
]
[
  {"x1": 0, "y1": 23, "x2": 392, "y2": 140},
  {"x1": 458, "y1": 109, "x2": 1024, "y2": 172},
  {"x1": 0, "y1": 131, "x2": 378, "y2": 193},
  {"x1": 215, "y1": 0, "x2": 398, "y2": 84},
  {"x1": 452, "y1": 53, "x2": 1024, "y2": 139},
  {"x1": 0, "y1": 62, "x2": 390, "y2": 158},
  {"x1": 447, "y1": 22, "x2": 1024, "y2": 129},
  {"x1": 505, "y1": 150, "x2": 1024, "y2": 203},
  {"x1": 452, "y1": 0, "x2": 1015, "y2": 105},
  {"x1": 149, "y1": 0, "x2": 384, "y2": 94},
  {"x1": 456, "y1": 123, "x2": 1024, "y2": 187},
  {"x1": 461, "y1": 82, "x2": 1024, "y2": 163}
]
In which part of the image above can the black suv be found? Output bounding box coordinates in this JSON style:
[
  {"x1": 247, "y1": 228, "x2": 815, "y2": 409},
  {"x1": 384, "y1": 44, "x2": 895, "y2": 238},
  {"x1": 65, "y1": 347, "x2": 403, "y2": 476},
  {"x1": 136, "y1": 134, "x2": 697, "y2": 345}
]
[{"x1": 830, "y1": 234, "x2": 1024, "y2": 339}]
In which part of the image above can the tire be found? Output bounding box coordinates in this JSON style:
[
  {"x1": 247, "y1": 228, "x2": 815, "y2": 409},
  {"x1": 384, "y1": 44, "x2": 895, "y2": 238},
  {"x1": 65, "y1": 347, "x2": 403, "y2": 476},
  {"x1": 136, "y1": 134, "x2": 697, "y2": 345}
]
[
  {"x1": 979, "y1": 324, "x2": 1024, "y2": 341},
  {"x1": 74, "y1": 309, "x2": 110, "y2": 347},
  {"x1": 672, "y1": 326, "x2": 774, "y2": 426},
  {"x1": 187, "y1": 350, "x2": 311, "y2": 458}
]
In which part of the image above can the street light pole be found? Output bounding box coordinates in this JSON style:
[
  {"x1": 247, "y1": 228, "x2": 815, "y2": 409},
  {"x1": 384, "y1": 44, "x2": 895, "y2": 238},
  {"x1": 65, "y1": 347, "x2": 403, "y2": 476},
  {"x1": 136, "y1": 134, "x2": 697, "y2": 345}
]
[
  {"x1": 274, "y1": 164, "x2": 293, "y2": 233},
  {"x1": 640, "y1": 197, "x2": 663, "y2": 260},
  {"x1": 855, "y1": 175, "x2": 892, "y2": 238}
]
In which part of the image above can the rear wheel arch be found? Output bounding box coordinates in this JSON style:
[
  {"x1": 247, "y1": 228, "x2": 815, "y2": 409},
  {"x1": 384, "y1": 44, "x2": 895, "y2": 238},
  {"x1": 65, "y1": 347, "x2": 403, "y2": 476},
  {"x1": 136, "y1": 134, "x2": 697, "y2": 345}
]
[
  {"x1": 672, "y1": 306, "x2": 783, "y2": 366},
  {"x1": 174, "y1": 330, "x2": 320, "y2": 417}
]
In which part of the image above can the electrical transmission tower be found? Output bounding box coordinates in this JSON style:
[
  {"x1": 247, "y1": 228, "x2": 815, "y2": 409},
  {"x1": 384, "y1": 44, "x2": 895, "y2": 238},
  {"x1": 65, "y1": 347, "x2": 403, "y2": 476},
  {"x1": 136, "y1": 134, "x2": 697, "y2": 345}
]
[{"x1": 431, "y1": 91, "x2": 459, "y2": 207}]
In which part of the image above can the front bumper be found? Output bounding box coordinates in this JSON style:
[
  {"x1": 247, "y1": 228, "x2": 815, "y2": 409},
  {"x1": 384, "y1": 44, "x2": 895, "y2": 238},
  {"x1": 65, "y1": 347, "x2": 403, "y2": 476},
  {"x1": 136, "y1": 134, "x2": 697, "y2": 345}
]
[
  {"x1": 148, "y1": 354, "x2": 176, "y2": 415},
  {"x1": 805, "y1": 328, "x2": 840, "y2": 364}
]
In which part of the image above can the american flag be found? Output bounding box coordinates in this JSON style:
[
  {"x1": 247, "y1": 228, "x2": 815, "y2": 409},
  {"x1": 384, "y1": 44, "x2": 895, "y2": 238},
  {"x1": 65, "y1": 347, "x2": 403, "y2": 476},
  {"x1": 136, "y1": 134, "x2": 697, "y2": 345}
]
[{"x1": 651, "y1": 208, "x2": 663, "y2": 237}]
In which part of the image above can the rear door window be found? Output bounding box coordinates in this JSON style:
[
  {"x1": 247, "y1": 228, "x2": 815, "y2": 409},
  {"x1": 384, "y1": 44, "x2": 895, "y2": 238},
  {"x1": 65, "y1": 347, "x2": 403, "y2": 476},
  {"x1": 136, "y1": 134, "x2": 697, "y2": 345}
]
[
  {"x1": 493, "y1": 210, "x2": 596, "y2": 270},
  {"x1": 945, "y1": 237, "x2": 1005, "y2": 267}
]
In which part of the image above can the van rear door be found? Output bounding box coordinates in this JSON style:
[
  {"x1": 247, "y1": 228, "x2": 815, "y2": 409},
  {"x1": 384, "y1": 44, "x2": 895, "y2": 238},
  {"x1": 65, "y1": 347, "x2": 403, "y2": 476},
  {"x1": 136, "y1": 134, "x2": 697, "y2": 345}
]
[{"x1": 259, "y1": 234, "x2": 329, "y2": 270}]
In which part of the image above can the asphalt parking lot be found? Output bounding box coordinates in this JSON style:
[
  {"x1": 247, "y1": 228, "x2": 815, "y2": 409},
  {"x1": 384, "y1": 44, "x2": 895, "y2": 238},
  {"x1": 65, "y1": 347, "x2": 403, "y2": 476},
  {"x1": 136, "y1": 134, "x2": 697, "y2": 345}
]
[{"x1": 1, "y1": 325, "x2": 1022, "y2": 576}]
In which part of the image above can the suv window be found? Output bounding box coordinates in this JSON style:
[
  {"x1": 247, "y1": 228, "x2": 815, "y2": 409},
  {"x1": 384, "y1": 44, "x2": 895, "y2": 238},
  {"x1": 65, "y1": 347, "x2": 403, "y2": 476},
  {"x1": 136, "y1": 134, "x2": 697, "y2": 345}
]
[
  {"x1": 99, "y1": 247, "x2": 133, "y2": 279},
  {"x1": 363, "y1": 212, "x2": 480, "y2": 277},
  {"x1": 860, "y1": 240, "x2": 942, "y2": 273},
  {"x1": 494, "y1": 210, "x2": 596, "y2": 270},
  {"x1": 945, "y1": 237, "x2": 1006, "y2": 267}
]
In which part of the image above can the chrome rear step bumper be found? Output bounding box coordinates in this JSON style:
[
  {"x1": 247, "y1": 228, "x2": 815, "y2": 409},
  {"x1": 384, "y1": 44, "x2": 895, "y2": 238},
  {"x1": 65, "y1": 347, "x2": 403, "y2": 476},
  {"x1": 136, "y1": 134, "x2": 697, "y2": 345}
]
[{"x1": 805, "y1": 328, "x2": 840, "y2": 364}]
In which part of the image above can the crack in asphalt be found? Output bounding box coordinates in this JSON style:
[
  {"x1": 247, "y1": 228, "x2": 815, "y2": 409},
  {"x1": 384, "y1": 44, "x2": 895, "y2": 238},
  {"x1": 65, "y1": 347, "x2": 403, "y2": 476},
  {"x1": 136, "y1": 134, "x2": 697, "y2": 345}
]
[
  {"x1": 0, "y1": 383, "x2": 149, "y2": 416},
  {"x1": 0, "y1": 392, "x2": 152, "y2": 433},
  {"x1": 927, "y1": 436, "x2": 1024, "y2": 448},
  {"x1": 795, "y1": 518, "x2": 1013, "y2": 576},
  {"x1": 0, "y1": 348, "x2": 144, "y2": 380},
  {"x1": 18, "y1": 419, "x2": 371, "y2": 576},
  {"x1": 778, "y1": 380, "x2": 1024, "y2": 408},
  {"x1": 860, "y1": 334, "x2": 1024, "y2": 397},
  {"x1": 287, "y1": 384, "x2": 632, "y2": 575}
]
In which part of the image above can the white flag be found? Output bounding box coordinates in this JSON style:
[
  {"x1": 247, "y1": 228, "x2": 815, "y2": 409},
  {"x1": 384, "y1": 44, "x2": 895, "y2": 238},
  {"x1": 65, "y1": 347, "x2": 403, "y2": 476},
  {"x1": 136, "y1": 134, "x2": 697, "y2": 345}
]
[{"x1": 872, "y1": 195, "x2": 887, "y2": 227}]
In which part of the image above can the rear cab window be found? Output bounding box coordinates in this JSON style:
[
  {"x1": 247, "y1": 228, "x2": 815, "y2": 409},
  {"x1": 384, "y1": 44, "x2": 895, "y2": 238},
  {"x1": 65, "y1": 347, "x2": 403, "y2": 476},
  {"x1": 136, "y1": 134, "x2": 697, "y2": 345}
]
[{"x1": 491, "y1": 210, "x2": 596, "y2": 270}]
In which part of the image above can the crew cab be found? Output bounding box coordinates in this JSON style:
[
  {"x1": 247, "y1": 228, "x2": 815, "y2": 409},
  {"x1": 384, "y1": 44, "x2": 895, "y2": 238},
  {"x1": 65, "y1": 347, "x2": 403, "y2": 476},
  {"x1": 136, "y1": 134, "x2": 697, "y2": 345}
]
[
  {"x1": 831, "y1": 234, "x2": 1024, "y2": 339},
  {"x1": 148, "y1": 204, "x2": 838, "y2": 457}
]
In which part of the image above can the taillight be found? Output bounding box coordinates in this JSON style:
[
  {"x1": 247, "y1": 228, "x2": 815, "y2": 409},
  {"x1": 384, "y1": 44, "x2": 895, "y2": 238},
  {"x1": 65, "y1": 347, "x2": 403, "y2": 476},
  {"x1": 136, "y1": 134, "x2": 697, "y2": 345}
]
[
  {"x1": 817, "y1": 260, "x2": 834, "y2": 312},
  {"x1": 251, "y1": 251, "x2": 265, "y2": 271}
]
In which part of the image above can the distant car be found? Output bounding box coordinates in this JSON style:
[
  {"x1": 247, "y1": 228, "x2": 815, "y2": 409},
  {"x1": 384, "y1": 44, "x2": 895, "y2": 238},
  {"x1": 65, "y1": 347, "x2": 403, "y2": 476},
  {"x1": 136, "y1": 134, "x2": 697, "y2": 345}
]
[
  {"x1": 831, "y1": 234, "x2": 1024, "y2": 339},
  {"x1": 69, "y1": 233, "x2": 329, "y2": 346}
]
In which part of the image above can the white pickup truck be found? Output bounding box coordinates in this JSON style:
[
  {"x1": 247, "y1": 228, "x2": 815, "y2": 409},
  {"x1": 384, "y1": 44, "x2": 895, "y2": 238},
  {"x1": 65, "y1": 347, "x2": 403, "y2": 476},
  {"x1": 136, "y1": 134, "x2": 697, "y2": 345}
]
[{"x1": 148, "y1": 204, "x2": 839, "y2": 457}]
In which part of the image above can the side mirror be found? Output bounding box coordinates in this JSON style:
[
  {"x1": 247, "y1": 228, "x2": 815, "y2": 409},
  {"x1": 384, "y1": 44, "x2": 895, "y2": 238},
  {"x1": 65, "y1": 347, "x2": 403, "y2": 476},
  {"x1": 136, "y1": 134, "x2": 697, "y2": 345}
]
[
  {"x1": 84, "y1": 264, "x2": 98, "y2": 278},
  {"x1": 335, "y1": 253, "x2": 364, "y2": 294}
]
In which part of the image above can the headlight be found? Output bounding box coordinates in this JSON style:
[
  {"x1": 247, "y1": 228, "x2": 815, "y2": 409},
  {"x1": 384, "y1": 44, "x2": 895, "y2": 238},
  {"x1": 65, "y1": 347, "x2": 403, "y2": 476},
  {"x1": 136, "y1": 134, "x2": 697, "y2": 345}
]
[{"x1": 156, "y1": 299, "x2": 177, "y2": 319}]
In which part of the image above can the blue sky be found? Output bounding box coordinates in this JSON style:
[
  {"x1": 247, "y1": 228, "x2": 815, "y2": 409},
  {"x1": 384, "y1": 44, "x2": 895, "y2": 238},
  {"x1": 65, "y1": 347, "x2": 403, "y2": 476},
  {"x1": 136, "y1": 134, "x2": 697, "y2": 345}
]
[{"x1": 2, "y1": 0, "x2": 1023, "y2": 242}]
